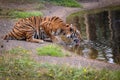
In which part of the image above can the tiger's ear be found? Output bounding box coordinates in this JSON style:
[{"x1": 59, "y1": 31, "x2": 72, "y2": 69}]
[
  {"x1": 66, "y1": 24, "x2": 69, "y2": 27},
  {"x1": 70, "y1": 24, "x2": 74, "y2": 28}
]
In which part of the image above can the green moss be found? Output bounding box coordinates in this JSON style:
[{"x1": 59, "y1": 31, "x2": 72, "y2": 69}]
[
  {"x1": 0, "y1": 8, "x2": 43, "y2": 18},
  {"x1": 8, "y1": 47, "x2": 29, "y2": 54},
  {"x1": 37, "y1": 44, "x2": 66, "y2": 57},
  {"x1": 42, "y1": 0, "x2": 82, "y2": 7},
  {"x1": 9, "y1": 11, "x2": 43, "y2": 18}
]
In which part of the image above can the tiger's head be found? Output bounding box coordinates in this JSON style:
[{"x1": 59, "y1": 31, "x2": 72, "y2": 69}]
[{"x1": 62, "y1": 24, "x2": 83, "y2": 46}]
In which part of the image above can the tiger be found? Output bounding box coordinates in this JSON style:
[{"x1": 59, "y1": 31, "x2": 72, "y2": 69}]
[
  {"x1": 40, "y1": 21, "x2": 83, "y2": 45},
  {"x1": 3, "y1": 16, "x2": 82, "y2": 43}
]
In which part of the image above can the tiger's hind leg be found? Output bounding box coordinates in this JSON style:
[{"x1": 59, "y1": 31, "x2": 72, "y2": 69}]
[
  {"x1": 26, "y1": 38, "x2": 44, "y2": 43},
  {"x1": 26, "y1": 31, "x2": 44, "y2": 43}
]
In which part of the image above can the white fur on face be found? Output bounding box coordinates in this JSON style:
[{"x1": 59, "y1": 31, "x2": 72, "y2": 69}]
[
  {"x1": 70, "y1": 24, "x2": 73, "y2": 28},
  {"x1": 76, "y1": 30, "x2": 80, "y2": 34},
  {"x1": 66, "y1": 34, "x2": 71, "y2": 38}
]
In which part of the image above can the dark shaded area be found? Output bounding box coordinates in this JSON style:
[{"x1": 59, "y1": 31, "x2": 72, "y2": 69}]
[
  {"x1": 77, "y1": 0, "x2": 99, "y2": 3},
  {"x1": 111, "y1": 10, "x2": 120, "y2": 64},
  {"x1": 85, "y1": 14, "x2": 97, "y2": 41}
]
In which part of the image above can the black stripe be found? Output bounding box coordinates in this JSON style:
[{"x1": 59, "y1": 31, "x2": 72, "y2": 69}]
[
  {"x1": 21, "y1": 20, "x2": 35, "y2": 30},
  {"x1": 44, "y1": 17, "x2": 47, "y2": 21},
  {"x1": 26, "y1": 24, "x2": 34, "y2": 29},
  {"x1": 51, "y1": 17, "x2": 56, "y2": 21},
  {"x1": 16, "y1": 29, "x2": 24, "y2": 36},
  {"x1": 27, "y1": 34, "x2": 33, "y2": 39},
  {"x1": 29, "y1": 17, "x2": 32, "y2": 22},
  {"x1": 10, "y1": 31, "x2": 16, "y2": 39},
  {"x1": 45, "y1": 22, "x2": 50, "y2": 28},
  {"x1": 31, "y1": 16, "x2": 35, "y2": 25},
  {"x1": 59, "y1": 20, "x2": 63, "y2": 23},
  {"x1": 14, "y1": 27, "x2": 23, "y2": 35},
  {"x1": 12, "y1": 29, "x2": 22, "y2": 38},
  {"x1": 39, "y1": 16, "x2": 42, "y2": 22},
  {"x1": 34, "y1": 16, "x2": 36, "y2": 26}
]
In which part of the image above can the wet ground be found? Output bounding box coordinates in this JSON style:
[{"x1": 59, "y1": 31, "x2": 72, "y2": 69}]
[{"x1": 68, "y1": 40, "x2": 115, "y2": 64}]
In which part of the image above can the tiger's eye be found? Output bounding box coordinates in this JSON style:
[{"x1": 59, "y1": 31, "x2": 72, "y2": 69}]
[
  {"x1": 63, "y1": 33, "x2": 66, "y2": 35},
  {"x1": 1, "y1": 45, "x2": 3, "y2": 48}
]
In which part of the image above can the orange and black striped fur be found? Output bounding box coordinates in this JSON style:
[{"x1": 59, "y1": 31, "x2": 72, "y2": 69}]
[
  {"x1": 40, "y1": 19, "x2": 74, "y2": 42},
  {"x1": 3, "y1": 16, "x2": 77, "y2": 43},
  {"x1": 40, "y1": 22, "x2": 83, "y2": 43}
]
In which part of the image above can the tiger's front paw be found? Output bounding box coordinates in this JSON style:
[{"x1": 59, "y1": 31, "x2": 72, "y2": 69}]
[
  {"x1": 52, "y1": 37, "x2": 58, "y2": 43},
  {"x1": 39, "y1": 40, "x2": 44, "y2": 43}
]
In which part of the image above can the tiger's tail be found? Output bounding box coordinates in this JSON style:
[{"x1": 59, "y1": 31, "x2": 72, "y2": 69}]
[
  {"x1": 3, "y1": 34, "x2": 9, "y2": 40},
  {"x1": 3, "y1": 33, "x2": 13, "y2": 40}
]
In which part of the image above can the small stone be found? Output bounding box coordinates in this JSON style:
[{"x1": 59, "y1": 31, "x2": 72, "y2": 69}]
[{"x1": 1, "y1": 45, "x2": 3, "y2": 48}]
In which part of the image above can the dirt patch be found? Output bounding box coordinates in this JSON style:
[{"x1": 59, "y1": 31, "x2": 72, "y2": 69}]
[
  {"x1": 34, "y1": 56, "x2": 120, "y2": 70},
  {"x1": 41, "y1": 5, "x2": 81, "y2": 21},
  {"x1": 0, "y1": 2, "x2": 39, "y2": 10}
]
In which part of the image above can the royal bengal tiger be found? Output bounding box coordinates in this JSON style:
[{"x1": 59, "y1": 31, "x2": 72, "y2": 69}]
[
  {"x1": 3, "y1": 16, "x2": 82, "y2": 44},
  {"x1": 40, "y1": 21, "x2": 83, "y2": 45}
]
